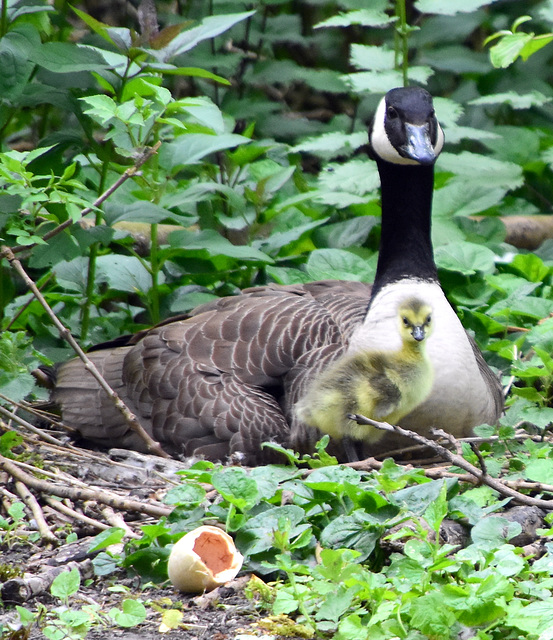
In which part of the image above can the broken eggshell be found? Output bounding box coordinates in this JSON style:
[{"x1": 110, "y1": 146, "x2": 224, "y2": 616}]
[{"x1": 167, "y1": 525, "x2": 244, "y2": 593}]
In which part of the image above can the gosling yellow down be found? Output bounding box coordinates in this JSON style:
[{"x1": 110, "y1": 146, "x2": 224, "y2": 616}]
[{"x1": 296, "y1": 297, "x2": 434, "y2": 444}]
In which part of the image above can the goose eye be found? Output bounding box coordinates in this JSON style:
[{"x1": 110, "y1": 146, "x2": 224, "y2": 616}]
[
  {"x1": 426, "y1": 315, "x2": 432, "y2": 324},
  {"x1": 387, "y1": 106, "x2": 398, "y2": 119},
  {"x1": 402, "y1": 317, "x2": 410, "y2": 326}
]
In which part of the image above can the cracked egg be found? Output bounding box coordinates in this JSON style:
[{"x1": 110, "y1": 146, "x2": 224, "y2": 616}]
[{"x1": 168, "y1": 525, "x2": 244, "y2": 593}]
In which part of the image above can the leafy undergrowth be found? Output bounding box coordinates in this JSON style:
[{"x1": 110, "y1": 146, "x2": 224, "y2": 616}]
[{"x1": 5, "y1": 433, "x2": 553, "y2": 640}]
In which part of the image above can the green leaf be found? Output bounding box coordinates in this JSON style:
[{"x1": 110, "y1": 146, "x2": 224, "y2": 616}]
[
  {"x1": 50, "y1": 568, "x2": 81, "y2": 600},
  {"x1": 320, "y1": 510, "x2": 382, "y2": 561},
  {"x1": 169, "y1": 229, "x2": 273, "y2": 263},
  {"x1": 349, "y1": 44, "x2": 394, "y2": 71},
  {"x1": 96, "y1": 255, "x2": 154, "y2": 294},
  {"x1": 423, "y1": 482, "x2": 448, "y2": 533},
  {"x1": 470, "y1": 91, "x2": 552, "y2": 109},
  {"x1": 164, "y1": 483, "x2": 206, "y2": 507},
  {"x1": 315, "y1": 585, "x2": 355, "y2": 623},
  {"x1": 88, "y1": 527, "x2": 126, "y2": 553},
  {"x1": 146, "y1": 65, "x2": 231, "y2": 85},
  {"x1": 439, "y1": 151, "x2": 524, "y2": 190},
  {"x1": 392, "y1": 479, "x2": 451, "y2": 515},
  {"x1": 70, "y1": 6, "x2": 122, "y2": 48},
  {"x1": 292, "y1": 131, "x2": 367, "y2": 160},
  {"x1": 509, "y1": 253, "x2": 550, "y2": 283},
  {"x1": 0, "y1": 26, "x2": 39, "y2": 101},
  {"x1": 415, "y1": 0, "x2": 497, "y2": 14},
  {"x1": 317, "y1": 159, "x2": 379, "y2": 196},
  {"x1": 470, "y1": 516, "x2": 522, "y2": 550},
  {"x1": 212, "y1": 467, "x2": 259, "y2": 511},
  {"x1": 254, "y1": 218, "x2": 327, "y2": 256},
  {"x1": 488, "y1": 31, "x2": 534, "y2": 68},
  {"x1": 157, "y1": 11, "x2": 256, "y2": 60},
  {"x1": 104, "y1": 201, "x2": 176, "y2": 225},
  {"x1": 506, "y1": 598, "x2": 553, "y2": 634},
  {"x1": 435, "y1": 242, "x2": 496, "y2": 276},
  {"x1": 314, "y1": 217, "x2": 379, "y2": 250},
  {"x1": 306, "y1": 249, "x2": 376, "y2": 282},
  {"x1": 109, "y1": 599, "x2": 147, "y2": 628},
  {"x1": 316, "y1": 5, "x2": 396, "y2": 29},
  {"x1": 343, "y1": 67, "x2": 433, "y2": 94},
  {"x1": 29, "y1": 43, "x2": 113, "y2": 73},
  {"x1": 519, "y1": 34, "x2": 553, "y2": 61},
  {"x1": 524, "y1": 459, "x2": 553, "y2": 484},
  {"x1": 433, "y1": 182, "x2": 507, "y2": 220},
  {"x1": 410, "y1": 591, "x2": 457, "y2": 637},
  {"x1": 236, "y1": 505, "x2": 307, "y2": 556},
  {"x1": 159, "y1": 133, "x2": 251, "y2": 168}
]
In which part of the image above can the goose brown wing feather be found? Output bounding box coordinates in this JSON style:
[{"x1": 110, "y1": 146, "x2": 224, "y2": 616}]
[
  {"x1": 467, "y1": 333, "x2": 504, "y2": 420},
  {"x1": 52, "y1": 281, "x2": 372, "y2": 463}
]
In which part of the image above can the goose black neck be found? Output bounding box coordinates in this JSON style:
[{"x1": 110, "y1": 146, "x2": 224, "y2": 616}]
[{"x1": 370, "y1": 160, "x2": 439, "y2": 300}]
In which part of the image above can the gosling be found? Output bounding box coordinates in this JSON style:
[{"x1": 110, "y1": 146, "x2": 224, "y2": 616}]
[{"x1": 296, "y1": 297, "x2": 434, "y2": 444}]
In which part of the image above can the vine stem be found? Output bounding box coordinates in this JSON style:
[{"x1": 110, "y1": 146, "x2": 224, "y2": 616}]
[
  {"x1": 395, "y1": 0, "x2": 409, "y2": 86},
  {"x1": 0, "y1": 244, "x2": 171, "y2": 459},
  {"x1": 81, "y1": 153, "x2": 111, "y2": 342},
  {"x1": 0, "y1": 0, "x2": 7, "y2": 37}
]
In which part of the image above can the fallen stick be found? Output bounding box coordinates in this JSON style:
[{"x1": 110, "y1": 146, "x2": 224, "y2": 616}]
[
  {"x1": 350, "y1": 413, "x2": 553, "y2": 510},
  {"x1": 0, "y1": 453, "x2": 171, "y2": 518}
]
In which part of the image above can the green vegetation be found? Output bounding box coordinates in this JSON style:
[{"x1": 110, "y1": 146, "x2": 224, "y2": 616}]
[{"x1": 4, "y1": 0, "x2": 553, "y2": 637}]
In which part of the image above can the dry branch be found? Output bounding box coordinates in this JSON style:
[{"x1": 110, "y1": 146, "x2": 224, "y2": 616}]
[
  {"x1": 351, "y1": 413, "x2": 553, "y2": 510},
  {"x1": 1, "y1": 559, "x2": 93, "y2": 604},
  {"x1": 15, "y1": 480, "x2": 57, "y2": 544},
  {"x1": 8, "y1": 142, "x2": 161, "y2": 256},
  {"x1": 0, "y1": 453, "x2": 172, "y2": 518},
  {"x1": 1, "y1": 245, "x2": 170, "y2": 459}
]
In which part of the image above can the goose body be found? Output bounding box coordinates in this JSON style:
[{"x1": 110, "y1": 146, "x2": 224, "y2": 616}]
[
  {"x1": 296, "y1": 297, "x2": 434, "y2": 443},
  {"x1": 51, "y1": 87, "x2": 504, "y2": 463}
]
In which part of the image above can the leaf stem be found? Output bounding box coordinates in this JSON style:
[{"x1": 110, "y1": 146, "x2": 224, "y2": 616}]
[
  {"x1": 81, "y1": 155, "x2": 110, "y2": 342},
  {"x1": 0, "y1": 0, "x2": 7, "y2": 37},
  {"x1": 395, "y1": 0, "x2": 409, "y2": 86}
]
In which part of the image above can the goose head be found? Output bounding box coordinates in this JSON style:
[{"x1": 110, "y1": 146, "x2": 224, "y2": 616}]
[{"x1": 369, "y1": 86, "x2": 445, "y2": 166}]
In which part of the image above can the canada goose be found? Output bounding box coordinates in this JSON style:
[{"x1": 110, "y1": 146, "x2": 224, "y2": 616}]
[
  {"x1": 295, "y1": 297, "x2": 434, "y2": 444},
  {"x1": 50, "y1": 87, "x2": 503, "y2": 463}
]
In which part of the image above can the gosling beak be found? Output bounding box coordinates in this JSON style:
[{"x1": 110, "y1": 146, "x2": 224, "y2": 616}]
[
  {"x1": 412, "y1": 325, "x2": 426, "y2": 342},
  {"x1": 401, "y1": 123, "x2": 436, "y2": 166}
]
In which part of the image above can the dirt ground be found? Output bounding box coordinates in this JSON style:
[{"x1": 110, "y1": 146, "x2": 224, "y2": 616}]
[{"x1": 0, "y1": 437, "x2": 299, "y2": 640}]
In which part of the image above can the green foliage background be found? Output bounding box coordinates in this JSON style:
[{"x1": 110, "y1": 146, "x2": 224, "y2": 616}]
[
  {"x1": 1, "y1": 0, "x2": 553, "y2": 427},
  {"x1": 5, "y1": 0, "x2": 553, "y2": 638}
]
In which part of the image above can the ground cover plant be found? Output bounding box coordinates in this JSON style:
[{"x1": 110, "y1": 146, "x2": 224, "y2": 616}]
[{"x1": 5, "y1": 0, "x2": 553, "y2": 637}]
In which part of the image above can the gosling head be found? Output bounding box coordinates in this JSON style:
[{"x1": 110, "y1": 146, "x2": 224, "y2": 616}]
[
  {"x1": 369, "y1": 86, "x2": 445, "y2": 166},
  {"x1": 398, "y1": 298, "x2": 433, "y2": 344}
]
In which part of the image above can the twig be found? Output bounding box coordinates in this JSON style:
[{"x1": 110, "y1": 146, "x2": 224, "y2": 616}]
[
  {"x1": 15, "y1": 480, "x2": 58, "y2": 544},
  {"x1": 1, "y1": 245, "x2": 170, "y2": 459},
  {"x1": 0, "y1": 453, "x2": 171, "y2": 518},
  {"x1": 350, "y1": 413, "x2": 553, "y2": 510},
  {"x1": 1, "y1": 559, "x2": 94, "y2": 604},
  {"x1": 45, "y1": 497, "x2": 110, "y2": 533},
  {"x1": 98, "y1": 504, "x2": 141, "y2": 539},
  {"x1": 8, "y1": 142, "x2": 161, "y2": 256},
  {"x1": 0, "y1": 403, "x2": 68, "y2": 447}
]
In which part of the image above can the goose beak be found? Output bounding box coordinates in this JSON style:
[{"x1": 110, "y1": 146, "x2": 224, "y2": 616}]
[
  {"x1": 412, "y1": 325, "x2": 426, "y2": 342},
  {"x1": 401, "y1": 123, "x2": 436, "y2": 166}
]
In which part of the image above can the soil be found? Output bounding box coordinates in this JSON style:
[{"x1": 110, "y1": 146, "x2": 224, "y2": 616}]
[{"x1": 0, "y1": 438, "x2": 298, "y2": 640}]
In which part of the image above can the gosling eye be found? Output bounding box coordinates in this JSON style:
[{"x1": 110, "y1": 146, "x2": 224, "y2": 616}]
[
  {"x1": 402, "y1": 317, "x2": 410, "y2": 327},
  {"x1": 426, "y1": 315, "x2": 432, "y2": 324},
  {"x1": 387, "y1": 106, "x2": 398, "y2": 119}
]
